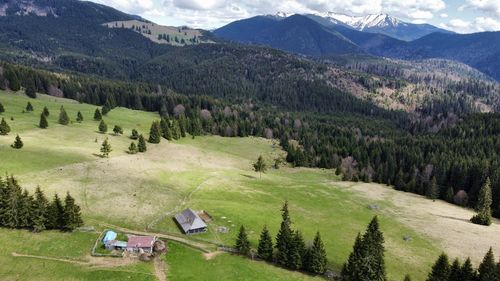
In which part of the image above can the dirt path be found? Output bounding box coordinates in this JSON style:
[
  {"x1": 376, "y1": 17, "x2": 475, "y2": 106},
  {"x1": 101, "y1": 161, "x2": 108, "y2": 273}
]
[
  {"x1": 203, "y1": 251, "x2": 224, "y2": 260},
  {"x1": 154, "y1": 257, "x2": 167, "y2": 281},
  {"x1": 340, "y1": 181, "x2": 500, "y2": 264}
]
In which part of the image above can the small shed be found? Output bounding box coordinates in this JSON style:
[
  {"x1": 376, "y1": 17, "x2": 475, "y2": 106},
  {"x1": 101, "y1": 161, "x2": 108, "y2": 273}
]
[
  {"x1": 102, "y1": 230, "x2": 117, "y2": 243},
  {"x1": 126, "y1": 236, "x2": 156, "y2": 253},
  {"x1": 174, "y1": 208, "x2": 208, "y2": 234}
]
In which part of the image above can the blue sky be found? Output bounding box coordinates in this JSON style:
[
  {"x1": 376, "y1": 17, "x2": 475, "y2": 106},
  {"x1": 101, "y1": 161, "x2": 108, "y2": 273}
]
[{"x1": 91, "y1": 0, "x2": 500, "y2": 33}]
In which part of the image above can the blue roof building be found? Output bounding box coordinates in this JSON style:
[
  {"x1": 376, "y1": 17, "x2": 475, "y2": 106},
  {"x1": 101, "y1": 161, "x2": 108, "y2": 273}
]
[{"x1": 103, "y1": 230, "x2": 117, "y2": 243}]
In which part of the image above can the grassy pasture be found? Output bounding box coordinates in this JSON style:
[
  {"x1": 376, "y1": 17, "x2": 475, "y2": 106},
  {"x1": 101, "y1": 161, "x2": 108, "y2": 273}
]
[{"x1": 3, "y1": 90, "x2": 498, "y2": 281}]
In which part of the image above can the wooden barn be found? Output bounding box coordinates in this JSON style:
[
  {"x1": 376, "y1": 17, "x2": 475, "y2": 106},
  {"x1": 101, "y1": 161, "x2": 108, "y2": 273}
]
[{"x1": 174, "y1": 208, "x2": 208, "y2": 234}]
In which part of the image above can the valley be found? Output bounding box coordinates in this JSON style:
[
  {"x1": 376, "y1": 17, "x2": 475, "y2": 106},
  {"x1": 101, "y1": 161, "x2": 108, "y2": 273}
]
[{"x1": 1, "y1": 91, "x2": 498, "y2": 280}]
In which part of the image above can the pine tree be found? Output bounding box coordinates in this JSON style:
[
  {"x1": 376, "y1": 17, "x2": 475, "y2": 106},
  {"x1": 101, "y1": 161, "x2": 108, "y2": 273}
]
[
  {"x1": 101, "y1": 103, "x2": 111, "y2": 116},
  {"x1": 113, "y1": 125, "x2": 123, "y2": 135},
  {"x1": 98, "y1": 120, "x2": 108, "y2": 134},
  {"x1": 306, "y1": 232, "x2": 328, "y2": 274},
  {"x1": 161, "y1": 118, "x2": 173, "y2": 140},
  {"x1": 362, "y1": 216, "x2": 387, "y2": 281},
  {"x1": 287, "y1": 230, "x2": 304, "y2": 270},
  {"x1": 138, "y1": 134, "x2": 147, "y2": 152},
  {"x1": 426, "y1": 253, "x2": 450, "y2": 281},
  {"x1": 26, "y1": 101, "x2": 34, "y2": 112},
  {"x1": 25, "y1": 81, "x2": 37, "y2": 98},
  {"x1": 31, "y1": 186, "x2": 48, "y2": 232},
  {"x1": 42, "y1": 106, "x2": 50, "y2": 117},
  {"x1": 100, "y1": 138, "x2": 112, "y2": 158},
  {"x1": 171, "y1": 119, "x2": 181, "y2": 140},
  {"x1": 58, "y1": 106, "x2": 69, "y2": 125},
  {"x1": 448, "y1": 258, "x2": 462, "y2": 281},
  {"x1": 426, "y1": 176, "x2": 438, "y2": 200},
  {"x1": 257, "y1": 225, "x2": 273, "y2": 261},
  {"x1": 0, "y1": 117, "x2": 10, "y2": 135},
  {"x1": 0, "y1": 102, "x2": 4, "y2": 113},
  {"x1": 39, "y1": 113, "x2": 48, "y2": 129},
  {"x1": 128, "y1": 142, "x2": 138, "y2": 154},
  {"x1": 131, "y1": 129, "x2": 139, "y2": 140},
  {"x1": 76, "y1": 111, "x2": 83, "y2": 123},
  {"x1": 62, "y1": 192, "x2": 83, "y2": 231},
  {"x1": 478, "y1": 248, "x2": 497, "y2": 281},
  {"x1": 94, "y1": 108, "x2": 102, "y2": 121},
  {"x1": 148, "y1": 120, "x2": 161, "y2": 143},
  {"x1": 1, "y1": 176, "x2": 25, "y2": 228},
  {"x1": 471, "y1": 177, "x2": 493, "y2": 226},
  {"x1": 276, "y1": 201, "x2": 293, "y2": 266},
  {"x1": 253, "y1": 155, "x2": 267, "y2": 178},
  {"x1": 235, "y1": 225, "x2": 251, "y2": 255},
  {"x1": 460, "y1": 258, "x2": 477, "y2": 281},
  {"x1": 11, "y1": 135, "x2": 23, "y2": 149},
  {"x1": 47, "y1": 194, "x2": 65, "y2": 230},
  {"x1": 445, "y1": 187, "x2": 454, "y2": 203},
  {"x1": 341, "y1": 233, "x2": 364, "y2": 281}
]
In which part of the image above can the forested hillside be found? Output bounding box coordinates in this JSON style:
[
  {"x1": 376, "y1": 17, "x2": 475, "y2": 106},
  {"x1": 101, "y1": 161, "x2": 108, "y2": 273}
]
[{"x1": 1, "y1": 61, "x2": 499, "y2": 220}]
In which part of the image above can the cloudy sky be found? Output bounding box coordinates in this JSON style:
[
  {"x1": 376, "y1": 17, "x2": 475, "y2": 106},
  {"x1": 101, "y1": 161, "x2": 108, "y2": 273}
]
[{"x1": 90, "y1": 0, "x2": 500, "y2": 33}]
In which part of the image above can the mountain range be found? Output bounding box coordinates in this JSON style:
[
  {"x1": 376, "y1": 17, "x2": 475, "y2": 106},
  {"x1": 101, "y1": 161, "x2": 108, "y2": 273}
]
[{"x1": 214, "y1": 14, "x2": 500, "y2": 81}]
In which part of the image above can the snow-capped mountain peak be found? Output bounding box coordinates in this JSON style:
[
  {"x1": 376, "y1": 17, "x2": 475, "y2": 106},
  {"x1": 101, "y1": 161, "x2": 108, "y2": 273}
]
[
  {"x1": 314, "y1": 12, "x2": 405, "y2": 30},
  {"x1": 275, "y1": 11, "x2": 291, "y2": 18}
]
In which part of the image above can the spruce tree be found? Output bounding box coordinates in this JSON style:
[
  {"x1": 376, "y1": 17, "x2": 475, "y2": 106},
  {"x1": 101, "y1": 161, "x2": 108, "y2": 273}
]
[
  {"x1": 47, "y1": 194, "x2": 65, "y2": 230},
  {"x1": 113, "y1": 125, "x2": 123, "y2": 135},
  {"x1": 426, "y1": 253, "x2": 450, "y2": 281},
  {"x1": 478, "y1": 248, "x2": 497, "y2": 281},
  {"x1": 171, "y1": 119, "x2": 181, "y2": 140},
  {"x1": 58, "y1": 106, "x2": 69, "y2": 125},
  {"x1": 26, "y1": 102, "x2": 34, "y2": 112},
  {"x1": 39, "y1": 113, "x2": 48, "y2": 129},
  {"x1": 1, "y1": 176, "x2": 25, "y2": 228},
  {"x1": 235, "y1": 225, "x2": 251, "y2": 255},
  {"x1": 148, "y1": 120, "x2": 161, "y2": 143},
  {"x1": 253, "y1": 155, "x2": 267, "y2": 178},
  {"x1": 101, "y1": 103, "x2": 111, "y2": 116},
  {"x1": 362, "y1": 216, "x2": 387, "y2": 281},
  {"x1": 448, "y1": 258, "x2": 462, "y2": 281},
  {"x1": 62, "y1": 192, "x2": 83, "y2": 231},
  {"x1": 0, "y1": 117, "x2": 10, "y2": 135},
  {"x1": 98, "y1": 120, "x2": 107, "y2": 134},
  {"x1": 138, "y1": 134, "x2": 147, "y2": 152},
  {"x1": 161, "y1": 118, "x2": 173, "y2": 140},
  {"x1": 257, "y1": 225, "x2": 273, "y2": 261},
  {"x1": 94, "y1": 108, "x2": 102, "y2": 121},
  {"x1": 426, "y1": 176, "x2": 438, "y2": 200},
  {"x1": 31, "y1": 186, "x2": 48, "y2": 232},
  {"x1": 341, "y1": 233, "x2": 364, "y2": 281},
  {"x1": 287, "y1": 230, "x2": 304, "y2": 270},
  {"x1": 276, "y1": 201, "x2": 293, "y2": 267},
  {"x1": 42, "y1": 106, "x2": 50, "y2": 117},
  {"x1": 131, "y1": 129, "x2": 139, "y2": 140},
  {"x1": 76, "y1": 111, "x2": 83, "y2": 123},
  {"x1": 471, "y1": 177, "x2": 493, "y2": 226},
  {"x1": 25, "y1": 83, "x2": 36, "y2": 98},
  {"x1": 11, "y1": 135, "x2": 23, "y2": 149},
  {"x1": 306, "y1": 232, "x2": 328, "y2": 274},
  {"x1": 461, "y1": 258, "x2": 477, "y2": 281},
  {"x1": 100, "y1": 138, "x2": 112, "y2": 158},
  {"x1": 0, "y1": 102, "x2": 4, "y2": 113},
  {"x1": 128, "y1": 142, "x2": 138, "y2": 154}
]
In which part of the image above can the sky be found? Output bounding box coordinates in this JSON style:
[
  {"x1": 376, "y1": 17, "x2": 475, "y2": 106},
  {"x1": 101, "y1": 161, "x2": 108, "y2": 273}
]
[{"x1": 90, "y1": 0, "x2": 500, "y2": 33}]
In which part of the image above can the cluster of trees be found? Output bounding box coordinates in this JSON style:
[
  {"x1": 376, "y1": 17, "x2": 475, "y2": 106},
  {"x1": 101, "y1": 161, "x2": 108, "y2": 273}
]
[
  {"x1": 424, "y1": 248, "x2": 500, "y2": 281},
  {"x1": 0, "y1": 176, "x2": 83, "y2": 232},
  {"x1": 235, "y1": 202, "x2": 328, "y2": 275}
]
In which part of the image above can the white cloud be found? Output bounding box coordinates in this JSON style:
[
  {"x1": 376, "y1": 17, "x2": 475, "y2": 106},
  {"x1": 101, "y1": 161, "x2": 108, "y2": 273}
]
[
  {"x1": 440, "y1": 17, "x2": 500, "y2": 33},
  {"x1": 93, "y1": 0, "x2": 155, "y2": 14},
  {"x1": 465, "y1": 0, "x2": 500, "y2": 17},
  {"x1": 440, "y1": 13, "x2": 448, "y2": 18}
]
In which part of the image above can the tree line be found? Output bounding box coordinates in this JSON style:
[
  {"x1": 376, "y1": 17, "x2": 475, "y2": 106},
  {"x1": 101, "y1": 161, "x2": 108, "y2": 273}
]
[{"x1": 0, "y1": 176, "x2": 83, "y2": 232}]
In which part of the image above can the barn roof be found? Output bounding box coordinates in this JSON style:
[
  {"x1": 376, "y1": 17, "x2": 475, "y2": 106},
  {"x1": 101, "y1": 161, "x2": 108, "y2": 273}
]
[
  {"x1": 174, "y1": 208, "x2": 207, "y2": 233},
  {"x1": 127, "y1": 236, "x2": 156, "y2": 249},
  {"x1": 105, "y1": 240, "x2": 127, "y2": 247}
]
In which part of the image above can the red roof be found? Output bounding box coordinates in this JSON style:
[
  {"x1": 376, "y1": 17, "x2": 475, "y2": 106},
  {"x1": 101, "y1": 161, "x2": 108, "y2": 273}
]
[{"x1": 127, "y1": 236, "x2": 155, "y2": 248}]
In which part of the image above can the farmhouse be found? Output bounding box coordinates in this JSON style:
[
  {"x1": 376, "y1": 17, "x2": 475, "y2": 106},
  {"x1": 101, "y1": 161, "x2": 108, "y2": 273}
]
[
  {"x1": 126, "y1": 235, "x2": 156, "y2": 253},
  {"x1": 104, "y1": 240, "x2": 127, "y2": 250},
  {"x1": 174, "y1": 208, "x2": 208, "y2": 234}
]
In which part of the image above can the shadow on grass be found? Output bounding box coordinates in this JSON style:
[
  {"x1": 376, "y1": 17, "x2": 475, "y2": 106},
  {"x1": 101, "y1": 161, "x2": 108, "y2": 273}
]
[
  {"x1": 436, "y1": 214, "x2": 471, "y2": 224},
  {"x1": 240, "y1": 174, "x2": 256, "y2": 179}
]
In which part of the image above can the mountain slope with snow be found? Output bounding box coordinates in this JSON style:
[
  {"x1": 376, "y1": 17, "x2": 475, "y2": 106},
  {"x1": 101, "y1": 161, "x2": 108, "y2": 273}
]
[{"x1": 306, "y1": 12, "x2": 452, "y2": 41}]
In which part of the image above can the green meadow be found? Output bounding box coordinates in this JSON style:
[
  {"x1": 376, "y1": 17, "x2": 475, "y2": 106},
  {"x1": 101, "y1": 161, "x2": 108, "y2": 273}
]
[{"x1": 0, "y1": 90, "x2": 451, "y2": 280}]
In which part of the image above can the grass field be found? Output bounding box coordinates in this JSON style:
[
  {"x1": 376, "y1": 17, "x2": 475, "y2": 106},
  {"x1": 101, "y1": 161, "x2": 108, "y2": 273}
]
[{"x1": 1, "y1": 90, "x2": 498, "y2": 281}]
